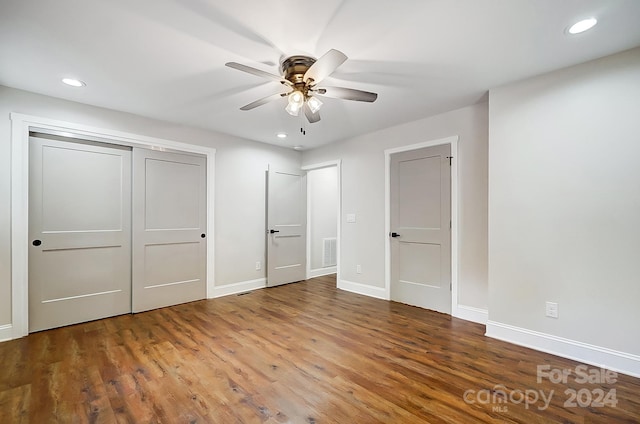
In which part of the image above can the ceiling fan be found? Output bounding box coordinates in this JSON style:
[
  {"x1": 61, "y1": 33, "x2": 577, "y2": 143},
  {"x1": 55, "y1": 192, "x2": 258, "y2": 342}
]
[{"x1": 225, "y1": 49, "x2": 377, "y2": 124}]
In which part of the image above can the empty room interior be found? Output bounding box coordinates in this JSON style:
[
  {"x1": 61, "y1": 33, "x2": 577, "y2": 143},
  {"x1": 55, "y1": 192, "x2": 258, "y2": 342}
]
[{"x1": 1, "y1": 1, "x2": 639, "y2": 422}]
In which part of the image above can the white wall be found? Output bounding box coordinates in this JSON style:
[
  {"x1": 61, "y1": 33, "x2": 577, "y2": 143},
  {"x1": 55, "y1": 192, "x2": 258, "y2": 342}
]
[
  {"x1": 302, "y1": 102, "x2": 489, "y2": 312},
  {"x1": 487, "y1": 47, "x2": 640, "y2": 375},
  {"x1": 0, "y1": 86, "x2": 301, "y2": 330},
  {"x1": 308, "y1": 167, "x2": 338, "y2": 271}
]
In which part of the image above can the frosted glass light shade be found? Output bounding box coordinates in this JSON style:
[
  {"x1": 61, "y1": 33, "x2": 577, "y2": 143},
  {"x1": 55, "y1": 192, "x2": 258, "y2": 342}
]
[
  {"x1": 307, "y1": 96, "x2": 323, "y2": 113},
  {"x1": 285, "y1": 102, "x2": 300, "y2": 116},
  {"x1": 288, "y1": 91, "x2": 304, "y2": 108}
]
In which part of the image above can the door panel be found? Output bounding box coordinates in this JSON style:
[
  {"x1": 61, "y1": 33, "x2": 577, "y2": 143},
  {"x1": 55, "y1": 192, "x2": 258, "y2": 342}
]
[
  {"x1": 144, "y1": 158, "x2": 201, "y2": 229},
  {"x1": 143, "y1": 242, "x2": 201, "y2": 287},
  {"x1": 267, "y1": 166, "x2": 306, "y2": 287},
  {"x1": 29, "y1": 135, "x2": 132, "y2": 332},
  {"x1": 390, "y1": 144, "x2": 451, "y2": 313},
  {"x1": 399, "y1": 242, "x2": 442, "y2": 287},
  {"x1": 398, "y1": 155, "x2": 442, "y2": 229},
  {"x1": 132, "y1": 149, "x2": 207, "y2": 312}
]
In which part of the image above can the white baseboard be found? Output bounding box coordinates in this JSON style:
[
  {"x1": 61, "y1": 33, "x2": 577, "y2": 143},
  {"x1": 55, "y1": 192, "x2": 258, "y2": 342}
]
[
  {"x1": 308, "y1": 267, "x2": 337, "y2": 279},
  {"x1": 0, "y1": 324, "x2": 13, "y2": 342},
  {"x1": 338, "y1": 279, "x2": 388, "y2": 300},
  {"x1": 454, "y1": 305, "x2": 488, "y2": 325},
  {"x1": 486, "y1": 320, "x2": 640, "y2": 378},
  {"x1": 211, "y1": 278, "x2": 266, "y2": 298}
]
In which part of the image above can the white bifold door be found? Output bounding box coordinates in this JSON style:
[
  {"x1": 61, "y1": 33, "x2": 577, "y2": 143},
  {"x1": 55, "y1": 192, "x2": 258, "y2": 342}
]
[
  {"x1": 132, "y1": 148, "x2": 207, "y2": 312},
  {"x1": 29, "y1": 135, "x2": 133, "y2": 332},
  {"x1": 29, "y1": 134, "x2": 207, "y2": 331},
  {"x1": 390, "y1": 144, "x2": 452, "y2": 314},
  {"x1": 266, "y1": 166, "x2": 306, "y2": 287}
]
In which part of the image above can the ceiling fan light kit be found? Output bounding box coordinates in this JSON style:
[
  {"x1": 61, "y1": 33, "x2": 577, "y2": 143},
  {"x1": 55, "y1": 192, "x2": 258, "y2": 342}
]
[{"x1": 225, "y1": 49, "x2": 378, "y2": 124}]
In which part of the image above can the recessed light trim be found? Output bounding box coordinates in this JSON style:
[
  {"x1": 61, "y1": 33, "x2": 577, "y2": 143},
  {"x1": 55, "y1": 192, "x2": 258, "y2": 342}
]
[
  {"x1": 293, "y1": 145, "x2": 303, "y2": 150},
  {"x1": 276, "y1": 132, "x2": 287, "y2": 139},
  {"x1": 567, "y1": 18, "x2": 597, "y2": 35},
  {"x1": 62, "y1": 78, "x2": 86, "y2": 87}
]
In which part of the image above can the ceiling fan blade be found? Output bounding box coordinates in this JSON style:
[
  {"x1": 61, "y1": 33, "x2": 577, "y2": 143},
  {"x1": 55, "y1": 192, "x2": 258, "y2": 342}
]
[
  {"x1": 303, "y1": 49, "x2": 348, "y2": 84},
  {"x1": 304, "y1": 103, "x2": 321, "y2": 123},
  {"x1": 315, "y1": 86, "x2": 378, "y2": 102},
  {"x1": 240, "y1": 92, "x2": 287, "y2": 111},
  {"x1": 226, "y1": 62, "x2": 290, "y2": 85}
]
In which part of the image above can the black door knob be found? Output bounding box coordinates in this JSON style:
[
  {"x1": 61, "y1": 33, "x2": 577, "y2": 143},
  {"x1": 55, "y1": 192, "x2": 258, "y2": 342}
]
[
  {"x1": 32, "y1": 239, "x2": 42, "y2": 246},
  {"x1": 201, "y1": 233, "x2": 206, "y2": 238},
  {"x1": 390, "y1": 232, "x2": 401, "y2": 238},
  {"x1": 269, "y1": 229, "x2": 280, "y2": 234}
]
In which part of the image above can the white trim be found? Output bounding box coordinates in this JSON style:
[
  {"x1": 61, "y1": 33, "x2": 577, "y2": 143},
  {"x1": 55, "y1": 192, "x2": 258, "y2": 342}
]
[
  {"x1": 454, "y1": 305, "x2": 488, "y2": 325},
  {"x1": 205, "y1": 147, "x2": 216, "y2": 299},
  {"x1": 450, "y1": 140, "x2": 459, "y2": 316},
  {"x1": 486, "y1": 320, "x2": 640, "y2": 378},
  {"x1": 308, "y1": 267, "x2": 337, "y2": 279},
  {"x1": 302, "y1": 160, "x2": 342, "y2": 284},
  {"x1": 211, "y1": 278, "x2": 266, "y2": 298},
  {"x1": 338, "y1": 279, "x2": 387, "y2": 300},
  {"x1": 384, "y1": 136, "x2": 460, "y2": 308},
  {"x1": 0, "y1": 324, "x2": 13, "y2": 342},
  {"x1": 301, "y1": 160, "x2": 340, "y2": 171},
  {"x1": 9, "y1": 113, "x2": 216, "y2": 339},
  {"x1": 10, "y1": 116, "x2": 29, "y2": 340}
]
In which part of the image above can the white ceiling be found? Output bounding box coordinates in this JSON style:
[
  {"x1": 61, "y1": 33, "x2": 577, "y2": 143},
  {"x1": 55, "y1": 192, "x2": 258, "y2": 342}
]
[{"x1": 1, "y1": 0, "x2": 640, "y2": 150}]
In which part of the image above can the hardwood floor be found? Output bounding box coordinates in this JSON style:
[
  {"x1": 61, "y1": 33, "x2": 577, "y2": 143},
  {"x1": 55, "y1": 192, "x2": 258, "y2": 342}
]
[{"x1": 1, "y1": 275, "x2": 638, "y2": 423}]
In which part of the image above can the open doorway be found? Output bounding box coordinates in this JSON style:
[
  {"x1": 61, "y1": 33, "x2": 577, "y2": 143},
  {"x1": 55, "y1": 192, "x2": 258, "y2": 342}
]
[{"x1": 303, "y1": 161, "x2": 341, "y2": 282}]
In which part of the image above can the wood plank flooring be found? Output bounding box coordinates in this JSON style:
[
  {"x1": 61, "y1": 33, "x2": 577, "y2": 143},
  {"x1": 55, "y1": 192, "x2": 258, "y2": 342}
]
[{"x1": 1, "y1": 275, "x2": 638, "y2": 423}]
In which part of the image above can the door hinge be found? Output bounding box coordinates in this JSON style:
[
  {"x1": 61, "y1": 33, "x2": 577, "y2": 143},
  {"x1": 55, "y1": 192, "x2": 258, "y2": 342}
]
[{"x1": 446, "y1": 156, "x2": 453, "y2": 166}]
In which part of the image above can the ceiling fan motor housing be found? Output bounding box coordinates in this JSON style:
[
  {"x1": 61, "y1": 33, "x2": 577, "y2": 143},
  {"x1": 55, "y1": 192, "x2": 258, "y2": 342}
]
[{"x1": 281, "y1": 55, "x2": 316, "y2": 90}]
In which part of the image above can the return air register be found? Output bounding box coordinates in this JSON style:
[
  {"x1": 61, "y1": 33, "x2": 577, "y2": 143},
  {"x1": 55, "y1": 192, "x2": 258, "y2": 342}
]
[{"x1": 322, "y1": 237, "x2": 337, "y2": 267}]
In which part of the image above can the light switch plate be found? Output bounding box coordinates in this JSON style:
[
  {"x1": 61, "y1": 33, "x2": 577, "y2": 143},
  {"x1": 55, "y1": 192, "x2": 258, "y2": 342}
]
[{"x1": 346, "y1": 213, "x2": 356, "y2": 223}]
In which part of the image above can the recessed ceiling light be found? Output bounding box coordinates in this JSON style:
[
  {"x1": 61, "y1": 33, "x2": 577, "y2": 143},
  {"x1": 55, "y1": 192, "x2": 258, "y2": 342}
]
[
  {"x1": 62, "y1": 78, "x2": 86, "y2": 87},
  {"x1": 567, "y1": 18, "x2": 597, "y2": 35},
  {"x1": 293, "y1": 145, "x2": 303, "y2": 150},
  {"x1": 276, "y1": 133, "x2": 287, "y2": 139}
]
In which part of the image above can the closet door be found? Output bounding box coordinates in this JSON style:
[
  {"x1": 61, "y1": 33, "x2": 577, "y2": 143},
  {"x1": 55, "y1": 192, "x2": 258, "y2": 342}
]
[
  {"x1": 28, "y1": 135, "x2": 132, "y2": 332},
  {"x1": 132, "y1": 148, "x2": 207, "y2": 312},
  {"x1": 266, "y1": 166, "x2": 307, "y2": 287},
  {"x1": 390, "y1": 144, "x2": 451, "y2": 314}
]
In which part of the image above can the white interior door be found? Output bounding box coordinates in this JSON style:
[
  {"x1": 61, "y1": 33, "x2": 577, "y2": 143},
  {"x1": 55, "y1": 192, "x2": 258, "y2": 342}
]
[
  {"x1": 132, "y1": 148, "x2": 207, "y2": 312},
  {"x1": 267, "y1": 166, "x2": 307, "y2": 287},
  {"x1": 28, "y1": 134, "x2": 132, "y2": 332},
  {"x1": 390, "y1": 144, "x2": 451, "y2": 313}
]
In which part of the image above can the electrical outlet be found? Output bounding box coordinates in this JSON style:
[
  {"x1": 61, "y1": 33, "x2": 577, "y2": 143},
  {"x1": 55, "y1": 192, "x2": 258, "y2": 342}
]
[
  {"x1": 545, "y1": 302, "x2": 558, "y2": 318},
  {"x1": 356, "y1": 264, "x2": 362, "y2": 274},
  {"x1": 255, "y1": 261, "x2": 261, "y2": 271}
]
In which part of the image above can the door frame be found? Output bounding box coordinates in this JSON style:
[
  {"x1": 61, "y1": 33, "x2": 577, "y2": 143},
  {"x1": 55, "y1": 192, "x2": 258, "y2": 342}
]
[
  {"x1": 301, "y1": 160, "x2": 342, "y2": 283},
  {"x1": 9, "y1": 113, "x2": 216, "y2": 340},
  {"x1": 384, "y1": 136, "x2": 459, "y2": 315}
]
